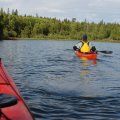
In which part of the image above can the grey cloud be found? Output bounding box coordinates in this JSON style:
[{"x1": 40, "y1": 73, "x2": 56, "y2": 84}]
[{"x1": 0, "y1": 0, "x2": 120, "y2": 23}]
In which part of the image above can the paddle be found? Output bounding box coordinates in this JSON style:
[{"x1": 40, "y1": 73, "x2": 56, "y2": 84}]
[
  {"x1": 91, "y1": 46, "x2": 113, "y2": 54},
  {"x1": 96, "y1": 50, "x2": 113, "y2": 54},
  {"x1": 73, "y1": 46, "x2": 113, "y2": 54}
]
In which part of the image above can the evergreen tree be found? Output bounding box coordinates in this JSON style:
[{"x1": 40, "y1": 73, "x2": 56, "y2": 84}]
[{"x1": 0, "y1": 8, "x2": 120, "y2": 41}]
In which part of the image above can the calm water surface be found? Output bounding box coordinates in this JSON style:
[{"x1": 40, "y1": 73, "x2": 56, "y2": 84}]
[{"x1": 0, "y1": 40, "x2": 120, "y2": 120}]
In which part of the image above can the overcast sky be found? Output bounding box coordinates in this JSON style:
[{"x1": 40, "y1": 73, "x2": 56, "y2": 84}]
[{"x1": 0, "y1": 0, "x2": 120, "y2": 23}]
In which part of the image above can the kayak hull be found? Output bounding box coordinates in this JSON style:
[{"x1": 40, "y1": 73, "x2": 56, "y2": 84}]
[
  {"x1": 0, "y1": 58, "x2": 34, "y2": 120},
  {"x1": 75, "y1": 51, "x2": 97, "y2": 60}
]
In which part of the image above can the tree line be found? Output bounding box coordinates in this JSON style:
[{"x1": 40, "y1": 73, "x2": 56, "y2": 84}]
[{"x1": 0, "y1": 8, "x2": 120, "y2": 41}]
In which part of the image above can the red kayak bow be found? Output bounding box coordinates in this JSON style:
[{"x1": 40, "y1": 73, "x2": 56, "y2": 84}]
[{"x1": 0, "y1": 58, "x2": 34, "y2": 120}]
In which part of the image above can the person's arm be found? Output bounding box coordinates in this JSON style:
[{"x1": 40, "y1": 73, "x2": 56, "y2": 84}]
[
  {"x1": 90, "y1": 42, "x2": 97, "y2": 52},
  {"x1": 75, "y1": 42, "x2": 82, "y2": 49},
  {"x1": 73, "y1": 41, "x2": 82, "y2": 51}
]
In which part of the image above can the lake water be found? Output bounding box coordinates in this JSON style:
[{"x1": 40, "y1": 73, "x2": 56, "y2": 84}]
[{"x1": 0, "y1": 40, "x2": 120, "y2": 120}]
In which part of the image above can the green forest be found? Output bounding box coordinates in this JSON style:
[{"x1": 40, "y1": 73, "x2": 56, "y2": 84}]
[{"x1": 0, "y1": 8, "x2": 120, "y2": 41}]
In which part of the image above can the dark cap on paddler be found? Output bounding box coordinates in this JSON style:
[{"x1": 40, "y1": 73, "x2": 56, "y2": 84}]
[{"x1": 82, "y1": 34, "x2": 87, "y2": 40}]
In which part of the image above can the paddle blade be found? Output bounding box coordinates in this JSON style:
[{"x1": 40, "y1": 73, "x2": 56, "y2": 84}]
[{"x1": 97, "y1": 51, "x2": 113, "y2": 54}]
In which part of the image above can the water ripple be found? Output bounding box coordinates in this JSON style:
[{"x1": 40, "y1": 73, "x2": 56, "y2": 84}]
[{"x1": 1, "y1": 40, "x2": 120, "y2": 120}]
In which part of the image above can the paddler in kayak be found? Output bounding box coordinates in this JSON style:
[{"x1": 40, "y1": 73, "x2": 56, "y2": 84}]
[{"x1": 73, "y1": 34, "x2": 96, "y2": 53}]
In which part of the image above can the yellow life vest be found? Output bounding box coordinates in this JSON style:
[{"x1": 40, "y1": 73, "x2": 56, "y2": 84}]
[{"x1": 80, "y1": 41, "x2": 91, "y2": 53}]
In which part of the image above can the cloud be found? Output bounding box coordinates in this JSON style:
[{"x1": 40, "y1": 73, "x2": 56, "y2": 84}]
[
  {"x1": 0, "y1": 0, "x2": 15, "y2": 2},
  {"x1": 0, "y1": 0, "x2": 120, "y2": 23},
  {"x1": 50, "y1": 9, "x2": 65, "y2": 13},
  {"x1": 88, "y1": 0, "x2": 103, "y2": 7},
  {"x1": 35, "y1": 5, "x2": 65, "y2": 14}
]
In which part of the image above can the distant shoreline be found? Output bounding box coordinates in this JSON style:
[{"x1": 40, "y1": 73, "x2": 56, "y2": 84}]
[{"x1": 5, "y1": 37, "x2": 120, "y2": 43}]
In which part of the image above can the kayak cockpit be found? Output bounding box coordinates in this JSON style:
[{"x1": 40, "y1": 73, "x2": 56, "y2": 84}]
[{"x1": 0, "y1": 93, "x2": 18, "y2": 119}]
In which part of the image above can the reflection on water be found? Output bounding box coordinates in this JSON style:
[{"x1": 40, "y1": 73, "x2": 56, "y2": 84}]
[
  {"x1": 80, "y1": 59, "x2": 97, "y2": 78},
  {"x1": 80, "y1": 60, "x2": 91, "y2": 78}
]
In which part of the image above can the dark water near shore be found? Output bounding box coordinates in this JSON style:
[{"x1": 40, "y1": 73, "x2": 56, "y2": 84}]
[{"x1": 0, "y1": 40, "x2": 120, "y2": 120}]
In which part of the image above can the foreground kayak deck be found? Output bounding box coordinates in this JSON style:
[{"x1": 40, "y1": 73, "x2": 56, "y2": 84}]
[
  {"x1": 75, "y1": 51, "x2": 97, "y2": 60},
  {"x1": 0, "y1": 58, "x2": 34, "y2": 120}
]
